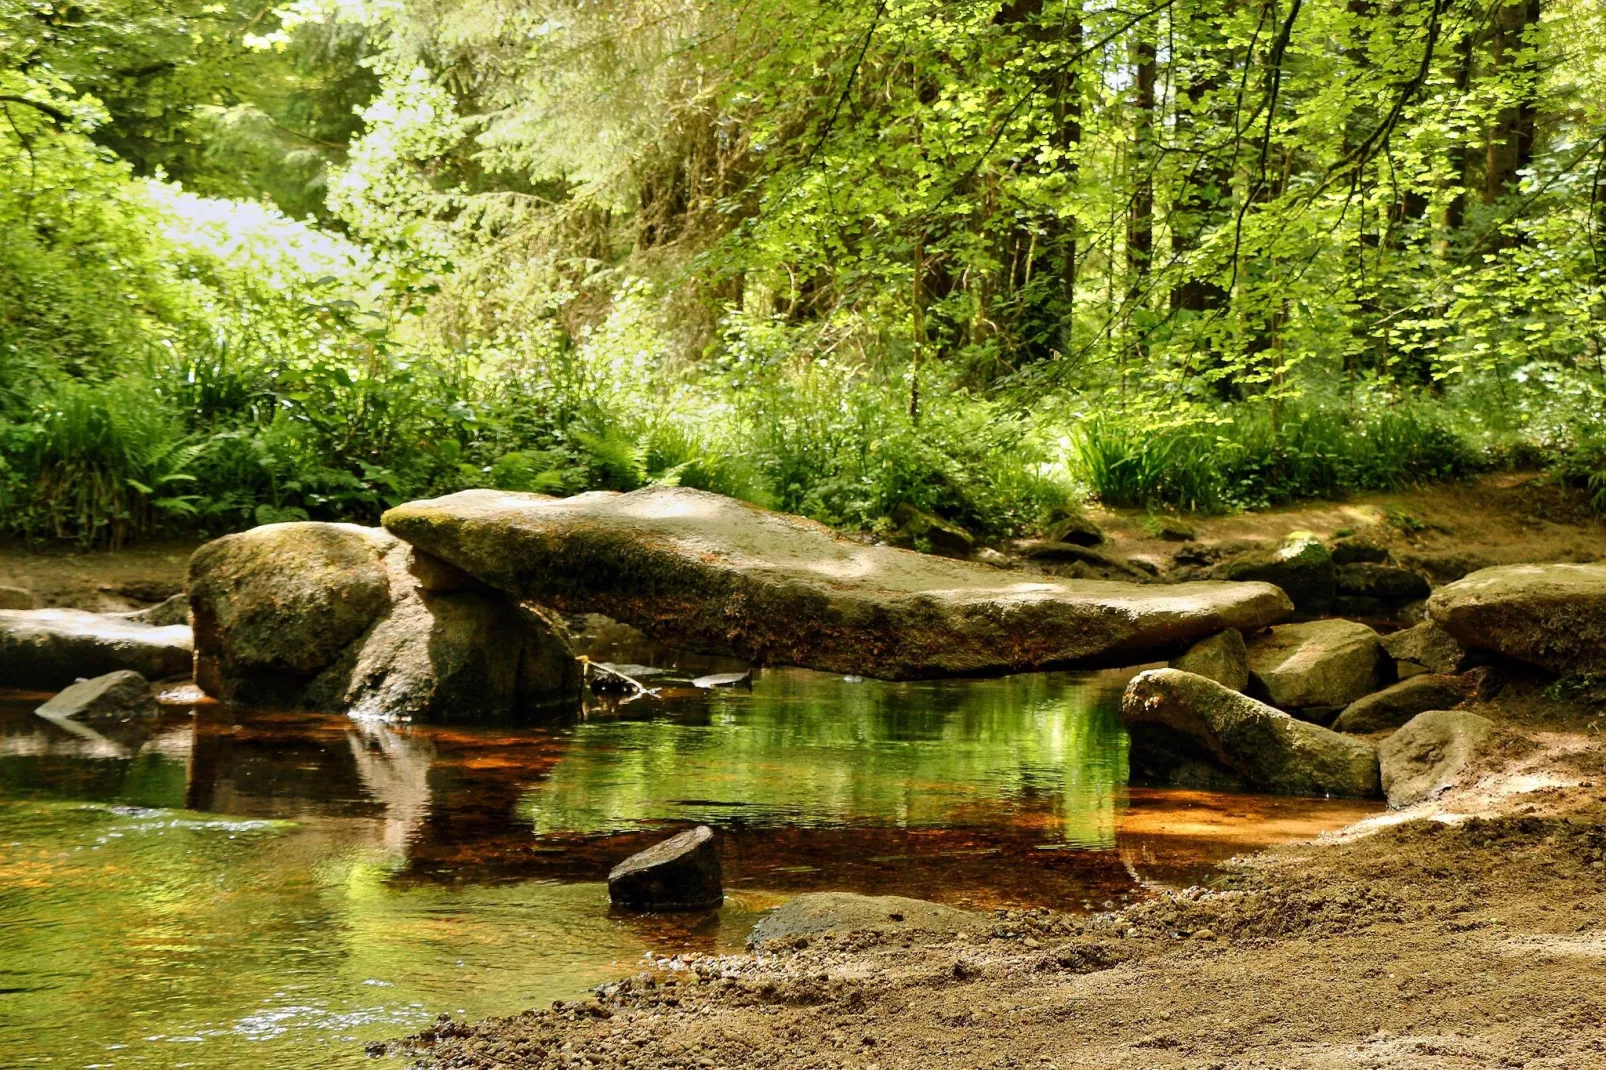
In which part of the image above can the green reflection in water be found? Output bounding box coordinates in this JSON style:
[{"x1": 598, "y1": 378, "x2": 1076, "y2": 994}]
[{"x1": 525, "y1": 668, "x2": 1132, "y2": 846}]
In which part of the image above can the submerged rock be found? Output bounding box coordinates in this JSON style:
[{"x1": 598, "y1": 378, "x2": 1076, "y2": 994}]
[
  {"x1": 1377, "y1": 709, "x2": 1495, "y2": 808},
  {"x1": 608, "y1": 826, "x2": 723, "y2": 911},
  {"x1": 1427, "y1": 563, "x2": 1606, "y2": 674},
  {"x1": 1331, "y1": 673, "x2": 1466, "y2": 734},
  {"x1": 0, "y1": 609, "x2": 192, "y2": 690},
  {"x1": 1246, "y1": 619, "x2": 1391, "y2": 714},
  {"x1": 190, "y1": 521, "x2": 580, "y2": 717},
  {"x1": 1381, "y1": 620, "x2": 1479, "y2": 676},
  {"x1": 35, "y1": 670, "x2": 157, "y2": 721},
  {"x1": 1121, "y1": 668, "x2": 1380, "y2": 798},
  {"x1": 381, "y1": 487, "x2": 1293, "y2": 680},
  {"x1": 1216, "y1": 530, "x2": 1336, "y2": 614},
  {"x1": 748, "y1": 892, "x2": 980, "y2": 948},
  {"x1": 1169, "y1": 629, "x2": 1249, "y2": 692}
]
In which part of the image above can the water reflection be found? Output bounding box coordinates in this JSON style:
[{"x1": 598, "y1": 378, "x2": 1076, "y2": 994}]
[{"x1": 0, "y1": 665, "x2": 1376, "y2": 1070}]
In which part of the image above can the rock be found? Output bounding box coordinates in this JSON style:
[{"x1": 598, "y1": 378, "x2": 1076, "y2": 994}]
[
  {"x1": 1397, "y1": 550, "x2": 1498, "y2": 585},
  {"x1": 191, "y1": 521, "x2": 580, "y2": 716},
  {"x1": 1018, "y1": 542, "x2": 1151, "y2": 581},
  {"x1": 1121, "y1": 668, "x2": 1380, "y2": 798},
  {"x1": 1427, "y1": 564, "x2": 1606, "y2": 674},
  {"x1": 1043, "y1": 512, "x2": 1104, "y2": 546},
  {"x1": 1330, "y1": 537, "x2": 1388, "y2": 565},
  {"x1": 1170, "y1": 629, "x2": 1249, "y2": 692},
  {"x1": 1217, "y1": 530, "x2": 1336, "y2": 614},
  {"x1": 1245, "y1": 619, "x2": 1391, "y2": 713},
  {"x1": 189, "y1": 522, "x2": 397, "y2": 699},
  {"x1": 0, "y1": 585, "x2": 37, "y2": 610},
  {"x1": 608, "y1": 826, "x2": 723, "y2": 911},
  {"x1": 1146, "y1": 517, "x2": 1197, "y2": 542},
  {"x1": 974, "y1": 547, "x2": 1015, "y2": 569},
  {"x1": 381, "y1": 487, "x2": 1294, "y2": 680},
  {"x1": 1381, "y1": 621, "x2": 1479, "y2": 675},
  {"x1": 890, "y1": 503, "x2": 974, "y2": 559},
  {"x1": 122, "y1": 593, "x2": 189, "y2": 627},
  {"x1": 747, "y1": 892, "x2": 981, "y2": 948},
  {"x1": 1336, "y1": 563, "x2": 1430, "y2": 604},
  {"x1": 0, "y1": 609, "x2": 193, "y2": 690},
  {"x1": 35, "y1": 670, "x2": 157, "y2": 721},
  {"x1": 1331, "y1": 674, "x2": 1466, "y2": 734},
  {"x1": 1377, "y1": 709, "x2": 1495, "y2": 808}
]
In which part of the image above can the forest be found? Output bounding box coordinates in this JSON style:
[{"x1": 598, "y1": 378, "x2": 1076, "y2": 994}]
[{"x1": 2, "y1": 0, "x2": 1603, "y2": 545}]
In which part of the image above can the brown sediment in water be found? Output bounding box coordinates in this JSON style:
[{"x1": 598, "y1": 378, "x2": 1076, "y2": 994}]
[{"x1": 384, "y1": 681, "x2": 1606, "y2": 1070}]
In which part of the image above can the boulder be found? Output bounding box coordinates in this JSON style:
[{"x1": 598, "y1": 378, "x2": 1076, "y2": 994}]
[
  {"x1": 1427, "y1": 564, "x2": 1606, "y2": 674},
  {"x1": 1217, "y1": 530, "x2": 1336, "y2": 614},
  {"x1": 1331, "y1": 673, "x2": 1466, "y2": 734},
  {"x1": 0, "y1": 585, "x2": 37, "y2": 610},
  {"x1": 1121, "y1": 668, "x2": 1380, "y2": 798},
  {"x1": 190, "y1": 521, "x2": 581, "y2": 717},
  {"x1": 1245, "y1": 619, "x2": 1391, "y2": 713},
  {"x1": 0, "y1": 609, "x2": 192, "y2": 690},
  {"x1": 122, "y1": 593, "x2": 189, "y2": 627},
  {"x1": 35, "y1": 670, "x2": 157, "y2": 721},
  {"x1": 1018, "y1": 542, "x2": 1152, "y2": 581},
  {"x1": 1398, "y1": 550, "x2": 1497, "y2": 585},
  {"x1": 1381, "y1": 620, "x2": 1479, "y2": 675},
  {"x1": 608, "y1": 826, "x2": 723, "y2": 911},
  {"x1": 1169, "y1": 629, "x2": 1249, "y2": 692},
  {"x1": 1330, "y1": 537, "x2": 1388, "y2": 565},
  {"x1": 1377, "y1": 709, "x2": 1495, "y2": 808},
  {"x1": 1043, "y1": 512, "x2": 1104, "y2": 546},
  {"x1": 890, "y1": 503, "x2": 974, "y2": 559},
  {"x1": 189, "y1": 522, "x2": 396, "y2": 699},
  {"x1": 1335, "y1": 563, "x2": 1430, "y2": 605},
  {"x1": 380, "y1": 488, "x2": 1293, "y2": 680},
  {"x1": 748, "y1": 892, "x2": 980, "y2": 948},
  {"x1": 1333, "y1": 595, "x2": 1391, "y2": 621}
]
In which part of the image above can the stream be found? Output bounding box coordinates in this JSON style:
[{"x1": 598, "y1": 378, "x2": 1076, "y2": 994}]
[{"x1": 0, "y1": 641, "x2": 1376, "y2": 1069}]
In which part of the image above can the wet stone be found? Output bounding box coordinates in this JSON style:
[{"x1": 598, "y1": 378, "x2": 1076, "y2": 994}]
[{"x1": 608, "y1": 826, "x2": 724, "y2": 911}]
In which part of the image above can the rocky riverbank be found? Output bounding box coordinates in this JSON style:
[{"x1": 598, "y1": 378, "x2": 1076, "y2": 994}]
[{"x1": 378, "y1": 669, "x2": 1606, "y2": 1069}]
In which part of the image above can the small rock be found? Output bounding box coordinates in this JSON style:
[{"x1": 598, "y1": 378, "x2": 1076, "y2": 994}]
[
  {"x1": 0, "y1": 586, "x2": 37, "y2": 610},
  {"x1": 35, "y1": 670, "x2": 157, "y2": 721},
  {"x1": 1336, "y1": 563, "x2": 1430, "y2": 605},
  {"x1": 608, "y1": 826, "x2": 724, "y2": 911},
  {"x1": 890, "y1": 503, "x2": 975, "y2": 559},
  {"x1": 692, "y1": 672, "x2": 750, "y2": 689},
  {"x1": 974, "y1": 547, "x2": 1015, "y2": 569},
  {"x1": 1330, "y1": 537, "x2": 1389, "y2": 565},
  {"x1": 1245, "y1": 619, "x2": 1392, "y2": 712},
  {"x1": 1191, "y1": 929, "x2": 1217, "y2": 941},
  {"x1": 1332, "y1": 673, "x2": 1467, "y2": 734},
  {"x1": 1377, "y1": 709, "x2": 1495, "y2": 808},
  {"x1": 1170, "y1": 629, "x2": 1249, "y2": 692},
  {"x1": 1043, "y1": 512, "x2": 1104, "y2": 547},
  {"x1": 122, "y1": 593, "x2": 189, "y2": 627},
  {"x1": 1381, "y1": 621, "x2": 1479, "y2": 675},
  {"x1": 1146, "y1": 517, "x2": 1197, "y2": 542}
]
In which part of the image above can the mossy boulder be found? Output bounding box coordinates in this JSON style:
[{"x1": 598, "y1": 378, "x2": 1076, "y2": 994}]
[
  {"x1": 1169, "y1": 628, "x2": 1250, "y2": 692},
  {"x1": 1381, "y1": 620, "x2": 1479, "y2": 675},
  {"x1": 1122, "y1": 668, "x2": 1380, "y2": 798},
  {"x1": 1217, "y1": 530, "x2": 1336, "y2": 614},
  {"x1": 1331, "y1": 673, "x2": 1467, "y2": 734},
  {"x1": 381, "y1": 487, "x2": 1294, "y2": 680},
  {"x1": 190, "y1": 521, "x2": 580, "y2": 718},
  {"x1": 1427, "y1": 563, "x2": 1606, "y2": 674},
  {"x1": 890, "y1": 503, "x2": 975, "y2": 559}
]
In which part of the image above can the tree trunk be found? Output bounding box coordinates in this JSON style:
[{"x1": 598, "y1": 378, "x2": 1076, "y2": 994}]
[{"x1": 1484, "y1": 0, "x2": 1541, "y2": 207}]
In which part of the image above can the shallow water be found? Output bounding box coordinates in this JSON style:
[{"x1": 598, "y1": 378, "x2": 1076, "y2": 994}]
[{"x1": 0, "y1": 654, "x2": 1376, "y2": 1069}]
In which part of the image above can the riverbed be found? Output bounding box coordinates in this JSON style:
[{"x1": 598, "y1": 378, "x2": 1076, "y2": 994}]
[{"x1": 0, "y1": 651, "x2": 1376, "y2": 1070}]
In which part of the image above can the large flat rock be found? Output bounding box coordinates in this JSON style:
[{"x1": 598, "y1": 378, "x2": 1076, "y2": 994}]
[
  {"x1": 0, "y1": 609, "x2": 192, "y2": 690},
  {"x1": 1427, "y1": 563, "x2": 1606, "y2": 674},
  {"x1": 381, "y1": 488, "x2": 1294, "y2": 679}
]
